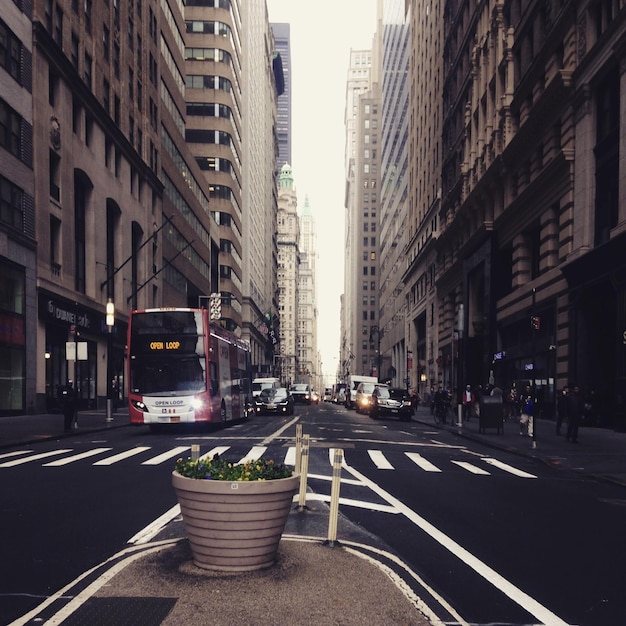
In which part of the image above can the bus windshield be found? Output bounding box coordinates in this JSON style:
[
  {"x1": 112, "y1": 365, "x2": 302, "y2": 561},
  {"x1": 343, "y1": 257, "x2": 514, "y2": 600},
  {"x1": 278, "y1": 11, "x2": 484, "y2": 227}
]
[
  {"x1": 130, "y1": 354, "x2": 206, "y2": 395},
  {"x1": 129, "y1": 310, "x2": 206, "y2": 396}
]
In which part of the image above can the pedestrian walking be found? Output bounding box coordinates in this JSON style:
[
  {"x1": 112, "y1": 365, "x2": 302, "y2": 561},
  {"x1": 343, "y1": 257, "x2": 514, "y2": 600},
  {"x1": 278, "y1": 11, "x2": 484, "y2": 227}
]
[
  {"x1": 59, "y1": 381, "x2": 77, "y2": 432},
  {"x1": 520, "y1": 385, "x2": 533, "y2": 436},
  {"x1": 462, "y1": 384, "x2": 475, "y2": 421},
  {"x1": 556, "y1": 385, "x2": 568, "y2": 435},
  {"x1": 566, "y1": 384, "x2": 583, "y2": 443}
]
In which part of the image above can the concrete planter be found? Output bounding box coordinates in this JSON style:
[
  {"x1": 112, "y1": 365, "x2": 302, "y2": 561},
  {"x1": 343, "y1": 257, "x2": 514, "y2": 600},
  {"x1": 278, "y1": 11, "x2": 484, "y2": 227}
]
[{"x1": 172, "y1": 470, "x2": 299, "y2": 572}]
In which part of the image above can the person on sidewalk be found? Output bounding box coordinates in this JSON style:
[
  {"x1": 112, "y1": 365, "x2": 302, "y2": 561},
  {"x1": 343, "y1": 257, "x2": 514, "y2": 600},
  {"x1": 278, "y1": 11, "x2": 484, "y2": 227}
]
[
  {"x1": 520, "y1": 385, "x2": 533, "y2": 436},
  {"x1": 566, "y1": 384, "x2": 583, "y2": 443},
  {"x1": 556, "y1": 385, "x2": 568, "y2": 435},
  {"x1": 462, "y1": 385, "x2": 475, "y2": 421},
  {"x1": 59, "y1": 381, "x2": 77, "y2": 433}
]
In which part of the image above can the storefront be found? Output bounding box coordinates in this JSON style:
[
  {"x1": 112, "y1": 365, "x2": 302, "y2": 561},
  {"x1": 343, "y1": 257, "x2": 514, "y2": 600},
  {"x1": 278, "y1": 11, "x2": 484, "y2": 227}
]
[
  {"x1": 38, "y1": 291, "x2": 126, "y2": 412},
  {"x1": 0, "y1": 262, "x2": 27, "y2": 414}
]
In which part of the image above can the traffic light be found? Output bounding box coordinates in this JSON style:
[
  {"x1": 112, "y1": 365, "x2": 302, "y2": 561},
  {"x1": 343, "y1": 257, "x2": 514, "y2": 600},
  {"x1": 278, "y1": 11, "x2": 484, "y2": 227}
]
[{"x1": 531, "y1": 315, "x2": 540, "y2": 330}]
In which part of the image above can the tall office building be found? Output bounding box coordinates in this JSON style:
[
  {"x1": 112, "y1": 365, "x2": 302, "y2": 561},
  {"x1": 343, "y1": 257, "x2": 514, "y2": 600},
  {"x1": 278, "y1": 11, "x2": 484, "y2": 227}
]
[
  {"x1": 298, "y1": 195, "x2": 318, "y2": 387},
  {"x1": 270, "y1": 22, "x2": 291, "y2": 171},
  {"x1": 0, "y1": 3, "x2": 37, "y2": 414},
  {"x1": 377, "y1": 0, "x2": 410, "y2": 387},
  {"x1": 240, "y1": 1, "x2": 282, "y2": 375},
  {"x1": 23, "y1": 0, "x2": 279, "y2": 414},
  {"x1": 340, "y1": 48, "x2": 376, "y2": 378},
  {"x1": 276, "y1": 163, "x2": 299, "y2": 385},
  {"x1": 403, "y1": 0, "x2": 443, "y2": 398}
]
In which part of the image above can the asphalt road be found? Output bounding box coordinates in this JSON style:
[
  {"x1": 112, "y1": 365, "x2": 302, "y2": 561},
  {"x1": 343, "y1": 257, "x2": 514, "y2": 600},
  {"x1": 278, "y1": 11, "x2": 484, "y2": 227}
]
[{"x1": 2, "y1": 403, "x2": 626, "y2": 625}]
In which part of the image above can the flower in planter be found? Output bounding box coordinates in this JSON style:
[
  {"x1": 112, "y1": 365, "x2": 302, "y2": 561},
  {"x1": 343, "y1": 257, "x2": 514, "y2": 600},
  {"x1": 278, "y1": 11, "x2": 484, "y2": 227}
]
[{"x1": 175, "y1": 453, "x2": 293, "y2": 481}]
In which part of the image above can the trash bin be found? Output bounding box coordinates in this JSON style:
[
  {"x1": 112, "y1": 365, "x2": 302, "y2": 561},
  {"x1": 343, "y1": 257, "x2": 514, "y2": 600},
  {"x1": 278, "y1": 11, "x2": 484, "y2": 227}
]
[{"x1": 479, "y1": 395, "x2": 503, "y2": 434}]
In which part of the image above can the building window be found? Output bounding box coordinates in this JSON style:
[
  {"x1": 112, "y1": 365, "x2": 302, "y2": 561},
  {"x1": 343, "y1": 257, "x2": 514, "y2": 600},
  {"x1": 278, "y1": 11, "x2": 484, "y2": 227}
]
[
  {"x1": 0, "y1": 98, "x2": 21, "y2": 158},
  {"x1": 74, "y1": 175, "x2": 88, "y2": 293},
  {"x1": 49, "y1": 215, "x2": 61, "y2": 274},
  {"x1": 0, "y1": 19, "x2": 21, "y2": 82},
  {"x1": 103, "y1": 26, "x2": 110, "y2": 62},
  {"x1": 71, "y1": 32, "x2": 79, "y2": 68},
  {"x1": 49, "y1": 150, "x2": 60, "y2": 201},
  {"x1": 0, "y1": 174, "x2": 24, "y2": 230}
]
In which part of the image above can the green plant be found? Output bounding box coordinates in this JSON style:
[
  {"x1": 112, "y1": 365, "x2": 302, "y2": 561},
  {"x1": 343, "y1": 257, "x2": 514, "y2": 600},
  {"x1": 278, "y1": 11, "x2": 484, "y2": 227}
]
[{"x1": 175, "y1": 453, "x2": 293, "y2": 481}]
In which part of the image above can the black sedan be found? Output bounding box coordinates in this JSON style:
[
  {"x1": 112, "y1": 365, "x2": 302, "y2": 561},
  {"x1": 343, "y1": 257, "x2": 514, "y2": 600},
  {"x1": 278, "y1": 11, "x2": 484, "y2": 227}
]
[
  {"x1": 254, "y1": 387, "x2": 294, "y2": 415},
  {"x1": 370, "y1": 386, "x2": 413, "y2": 421}
]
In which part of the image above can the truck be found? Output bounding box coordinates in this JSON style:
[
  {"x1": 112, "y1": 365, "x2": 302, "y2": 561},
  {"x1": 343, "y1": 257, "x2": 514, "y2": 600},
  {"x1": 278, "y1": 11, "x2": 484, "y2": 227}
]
[
  {"x1": 252, "y1": 377, "x2": 281, "y2": 398},
  {"x1": 345, "y1": 375, "x2": 378, "y2": 409}
]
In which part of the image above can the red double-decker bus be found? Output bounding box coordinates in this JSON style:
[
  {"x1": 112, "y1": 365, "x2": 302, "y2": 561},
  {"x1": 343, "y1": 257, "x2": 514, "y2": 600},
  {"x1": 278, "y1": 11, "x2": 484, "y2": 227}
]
[{"x1": 127, "y1": 308, "x2": 251, "y2": 430}]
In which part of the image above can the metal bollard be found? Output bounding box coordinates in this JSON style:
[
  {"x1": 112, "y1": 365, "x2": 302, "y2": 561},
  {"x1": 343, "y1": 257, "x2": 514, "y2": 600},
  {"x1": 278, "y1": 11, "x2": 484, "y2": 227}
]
[
  {"x1": 297, "y1": 434, "x2": 310, "y2": 511},
  {"x1": 325, "y1": 448, "x2": 343, "y2": 547},
  {"x1": 191, "y1": 443, "x2": 200, "y2": 460},
  {"x1": 457, "y1": 403, "x2": 463, "y2": 427}
]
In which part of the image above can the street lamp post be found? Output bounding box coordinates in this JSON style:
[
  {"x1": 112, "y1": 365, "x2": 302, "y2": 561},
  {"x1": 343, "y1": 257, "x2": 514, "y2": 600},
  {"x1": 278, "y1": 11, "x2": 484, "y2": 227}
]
[
  {"x1": 370, "y1": 326, "x2": 382, "y2": 380},
  {"x1": 455, "y1": 304, "x2": 465, "y2": 427},
  {"x1": 106, "y1": 299, "x2": 115, "y2": 422}
]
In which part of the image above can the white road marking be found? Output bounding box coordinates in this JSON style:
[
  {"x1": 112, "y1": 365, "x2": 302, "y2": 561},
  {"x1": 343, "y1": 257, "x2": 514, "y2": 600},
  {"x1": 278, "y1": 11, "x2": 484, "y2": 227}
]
[
  {"x1": 43, "y1": 448, "x2": 112, "y2": 466},
  {"x1": 298, "y1": 492, "x2": 400, "y2": 514},
  {"x1": 93, "y1": 447, "x2": 151, "y2": 465},
  {"x1": 451, "y1": 461, "x2": 490, "y2": 475},
  {"x1": 261, "y1": 415, "x2": 300, "y2": 445},
  {"x1": 368, "y1": 449, "x2": 394, "y2": 469},
  {"x1": 238, "y1": 446, "x2": 267, "y2": 464},
  {"x1": 0, "y1": 450, "x2": 33, "y2": 460},
  {"x1": 405, "y1": 452, "x2": 442, "y2": 472},
  {"x1": 0, "y1": 449, "x2": 72, "y2": 467},
  {"x1": 483, "y1": 457, "x2": 537, "y2": 478},
  {"x1": 284, "y1": 445, "x2": 296, "y2": 466},
  {"x1": 142, "y1": 445, "x2": 191, "y2": 465},
  {"x1": 127, "y1": 504, "x2": 181, "y2": 545},
  {"x1": 341, "y1": 457, "x2": 568, "y2": 626},
  {"x1": 308, "y1": 472, "x2": 364, "y2": 486},
  {"x1": 198, "y1": 446, "x2": 230, "y2": 461}
]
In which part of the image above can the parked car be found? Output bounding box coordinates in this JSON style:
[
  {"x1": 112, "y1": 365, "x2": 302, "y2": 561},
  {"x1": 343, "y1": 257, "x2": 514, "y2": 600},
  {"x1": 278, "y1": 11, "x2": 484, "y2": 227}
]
[
  {"x1": 355, "y1": 381, "x2": 379, "y2": 414},
  {"x1": 254, "y1": 387, "x2": 294, "y2": 416},
  {"x1": 290, "y1": 383, "x2": 312, "y2": 404},
  {"x1": 370, "y1": 386, "x2": 413, "y2": 421}
]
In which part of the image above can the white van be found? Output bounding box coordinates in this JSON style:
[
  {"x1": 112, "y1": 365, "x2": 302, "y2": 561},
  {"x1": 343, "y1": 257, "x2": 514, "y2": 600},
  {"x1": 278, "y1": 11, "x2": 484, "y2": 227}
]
[
  {"x1": 345, "y1": 375, "x2": 378, "y2": 409},
  {"x1": 252, "y1": 377, "x2": 281, "y2": 398}
]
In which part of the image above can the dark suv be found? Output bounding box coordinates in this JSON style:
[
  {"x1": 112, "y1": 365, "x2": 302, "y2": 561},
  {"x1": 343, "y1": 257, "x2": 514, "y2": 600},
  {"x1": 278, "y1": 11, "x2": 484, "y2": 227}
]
[
  {"x1": 290, "y1": 383, "x2": 312, "y2": 404},
  {"x1": 370, "y1": 386, "x2": 413, "y2": 421}
]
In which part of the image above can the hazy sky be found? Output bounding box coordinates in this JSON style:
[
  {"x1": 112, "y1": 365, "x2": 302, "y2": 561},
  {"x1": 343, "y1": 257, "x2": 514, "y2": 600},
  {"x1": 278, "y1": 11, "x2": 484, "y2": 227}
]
[{"x1": 265, "y1": 1, "x2": 377, "y2": 383}]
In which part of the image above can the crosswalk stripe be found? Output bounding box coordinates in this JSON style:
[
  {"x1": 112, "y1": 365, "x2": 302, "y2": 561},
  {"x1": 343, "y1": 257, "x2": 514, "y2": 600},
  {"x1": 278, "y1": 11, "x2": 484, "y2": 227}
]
[
  {"x1": 284, "y1": 446, "x2": 296, "y2": 466},
  {"x1": 199, "y1": 446, "x2": 230, "y2": 461},
  {"x1": 0, "y1": 449, "x2": 73, "y2": 467},
  {"x1": 142, "y1": 446, "x2": 191, "y2": 466},
  {"x1": 405, "y1": 452, "x2": 442, "y2": 472},
  {"x1": 43, "y1": 448, "x2": 112, "y2": 466},
  {"x1": 0, "y1": 450, "x2": 32, "y2": 461},
  {"x1": 0, "y1": 444, "x2": 538, "y2": 480},
  {"x1": 483, "y1": 457, "x2": 537, "y2": 478},
  {"x1": 93, "y1": 447, "x2": 152, "y2": 465},
  {"x1": 368, "y1": 450, "x2": 394, "y2": 470},
  {"x1": 238, "y1": 446, "x2": 267, "y2": 464},
  {"x1": 451, "y1": 461, "x2": 490, "y2": 475}
]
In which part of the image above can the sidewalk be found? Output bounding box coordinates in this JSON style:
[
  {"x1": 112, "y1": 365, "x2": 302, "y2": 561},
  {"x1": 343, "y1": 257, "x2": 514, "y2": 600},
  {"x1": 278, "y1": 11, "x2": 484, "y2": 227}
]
[
  {"x1": 412, "y1": 405, "x2": 626, "y2": 488},
  {"x1": 4, "y1": 407, "x2": 626, "y2": 625}
]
